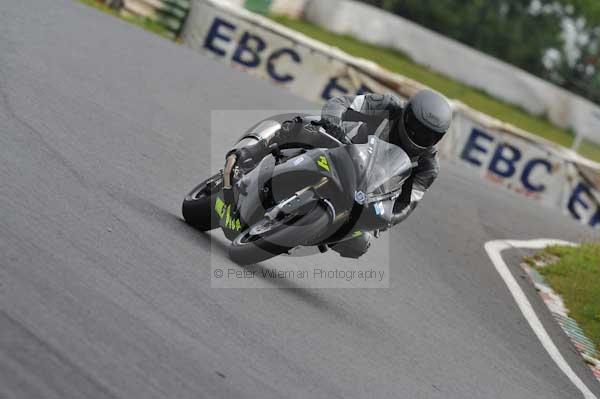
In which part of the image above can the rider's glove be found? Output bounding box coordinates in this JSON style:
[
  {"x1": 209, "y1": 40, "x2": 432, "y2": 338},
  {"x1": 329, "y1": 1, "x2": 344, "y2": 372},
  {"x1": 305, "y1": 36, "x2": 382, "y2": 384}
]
[
  {"x1": 226, "y1": 140, "x2": 270, "y2": 173},
  {"x1": 279, "y1": 116, "x2": 304, "y2": 139}
]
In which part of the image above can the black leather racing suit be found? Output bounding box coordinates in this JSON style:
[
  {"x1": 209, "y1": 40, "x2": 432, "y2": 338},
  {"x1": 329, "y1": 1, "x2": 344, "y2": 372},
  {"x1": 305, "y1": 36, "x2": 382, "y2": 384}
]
[{"x1": 320, "y1": 93, "x2": 440, "y2": 258}]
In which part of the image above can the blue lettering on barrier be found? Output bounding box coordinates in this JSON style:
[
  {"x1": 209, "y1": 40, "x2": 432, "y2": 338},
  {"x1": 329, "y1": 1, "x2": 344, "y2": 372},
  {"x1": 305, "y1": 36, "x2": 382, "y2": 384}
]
[
  {"x1": 321, "y1": 77, "x2": 349, "y2": 100},
  {"x1": 267, "y1": 48, "x2": 301, "y2": 82},
  {"x1": 204, "y1": 17, "x2": 236, "y2": 57},
  {"x1": 232, "y1": 32, "x2": 266, "y2": 67},
  {"x1": 460, "y1": 128, "x2": 493, "y2": 166},
  {"x1": 567, "y1": 182, "x2": 600, "y2": 227},
  {"x1": 568, "y1": 182, "x2": 590, "y2": 221},
  {"x1": 521, "y1": 159, "x2": 552, "y2": 192},
  {"x1": 489, "y1": 143, "x2": 521, "y2": 178},
  {"x1": 321, "y1": 78, "x2": 375, "y2": 100},
  {"x1": 457, "y1": 127, "x2": 600, "y2": 227},
  {"x1": 356, "y1": 84, "x2": 374, "y2": 95},
  {"x1": 589, "y1": 209, "x2": 600, "y2": 228}
]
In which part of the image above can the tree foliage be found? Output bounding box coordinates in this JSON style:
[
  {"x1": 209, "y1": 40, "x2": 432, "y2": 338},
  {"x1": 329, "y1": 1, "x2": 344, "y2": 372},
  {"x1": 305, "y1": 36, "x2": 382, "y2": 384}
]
[
  {"x1": 358, "y1": 0, "x2": 599, "y2": 103},
  {"x1": 552, "y1": 0, "x2": 600, "y2": 102}
]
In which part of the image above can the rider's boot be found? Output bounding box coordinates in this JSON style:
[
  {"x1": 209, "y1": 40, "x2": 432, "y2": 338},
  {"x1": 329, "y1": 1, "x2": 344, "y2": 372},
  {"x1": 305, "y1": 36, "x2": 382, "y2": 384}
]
[{"x1": 329, "y1": 232, "x2": 372, "y2": 259}]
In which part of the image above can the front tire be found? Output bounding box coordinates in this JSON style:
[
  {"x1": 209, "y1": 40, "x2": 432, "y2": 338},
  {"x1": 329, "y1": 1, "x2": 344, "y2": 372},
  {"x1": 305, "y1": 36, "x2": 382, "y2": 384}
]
[
  {"x1": 182, "y1": 173, "x2": 222, "y2": 231},
  {"x1": 229, "y1": 203, "x2": 331, "y2": 265}
]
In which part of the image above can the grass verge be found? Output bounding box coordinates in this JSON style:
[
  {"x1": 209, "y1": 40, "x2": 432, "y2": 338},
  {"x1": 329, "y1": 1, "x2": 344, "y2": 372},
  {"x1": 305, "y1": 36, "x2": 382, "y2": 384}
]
[
  {"x1": 77, "y1": 0, "x2": 175, "y2": 40},
  {"x1": 528, "y1": 244, "x2": 600, "y2": 353},
  {"x1": 271, "y1": 16, "x2": 600, "y2": 162}
]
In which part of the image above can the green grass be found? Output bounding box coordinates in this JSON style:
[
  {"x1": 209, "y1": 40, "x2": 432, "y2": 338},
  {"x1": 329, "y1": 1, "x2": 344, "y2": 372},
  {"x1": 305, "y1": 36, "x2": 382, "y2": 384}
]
[
  {"x1": 271, "y1": 16, "x2": 600, "y2": 161},
  {"x1": 578, "y1": 139, "x2": 600, "y2": 163},
  {"x1": 77, "y1": 0, "x2": 175, "y2": 40},
  {"x1": 534, "y1": 244, "x2": 600, "y2": 353}
]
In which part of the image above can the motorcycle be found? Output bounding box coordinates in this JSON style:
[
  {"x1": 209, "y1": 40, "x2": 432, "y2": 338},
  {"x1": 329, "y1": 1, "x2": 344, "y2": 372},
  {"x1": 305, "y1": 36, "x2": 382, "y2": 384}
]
[{"x1": 182, "y1": 115, "x2": 413, "y2": 264}]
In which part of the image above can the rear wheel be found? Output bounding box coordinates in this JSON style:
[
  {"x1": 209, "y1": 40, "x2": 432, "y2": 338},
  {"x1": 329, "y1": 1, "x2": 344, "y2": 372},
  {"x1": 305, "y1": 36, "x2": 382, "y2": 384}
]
[
  {"x1": 229, "y1": 203, "x2": 331, "y2": 265},
  {"x1": 182, "y1": 173, "x2": 223, "y2": 231}
]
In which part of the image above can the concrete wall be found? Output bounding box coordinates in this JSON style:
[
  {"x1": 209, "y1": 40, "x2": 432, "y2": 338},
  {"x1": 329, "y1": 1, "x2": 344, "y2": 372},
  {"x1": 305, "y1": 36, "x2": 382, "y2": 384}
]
[
  {"x1": 297, "y1": 0, "x2": 600, "y2": 144},
  {"x1": 223, "y1": 0, "x2": 306, "y2": 17},
  {"x1": 270, "y1": 0, "x2": 307, "y2": 18}
]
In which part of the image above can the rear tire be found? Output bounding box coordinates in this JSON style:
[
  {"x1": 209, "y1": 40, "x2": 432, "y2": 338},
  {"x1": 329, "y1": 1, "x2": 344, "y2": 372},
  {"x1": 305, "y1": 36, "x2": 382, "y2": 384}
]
[
  {"x1": 229, "y1": 204, "x2": 331, "y2": 265},
  {"x1": 182, "y1": 174, "x2": 222, "y2": 231}
]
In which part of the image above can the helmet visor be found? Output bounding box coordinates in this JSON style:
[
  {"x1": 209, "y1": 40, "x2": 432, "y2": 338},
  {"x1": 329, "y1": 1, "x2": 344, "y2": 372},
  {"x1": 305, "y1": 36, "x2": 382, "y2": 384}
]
[{"x1": 403, "y1": 105, "x2": 445, "y2": 147}]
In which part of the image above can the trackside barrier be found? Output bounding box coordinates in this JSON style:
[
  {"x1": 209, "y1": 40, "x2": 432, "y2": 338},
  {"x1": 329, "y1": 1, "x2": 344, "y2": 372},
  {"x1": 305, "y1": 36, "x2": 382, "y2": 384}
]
[
  {"x1": 102, "y1": 0, "x2": 191, "y2": 38},
  {"x1": 183, "y1": 0, "x2": 600, "y2": 229}
]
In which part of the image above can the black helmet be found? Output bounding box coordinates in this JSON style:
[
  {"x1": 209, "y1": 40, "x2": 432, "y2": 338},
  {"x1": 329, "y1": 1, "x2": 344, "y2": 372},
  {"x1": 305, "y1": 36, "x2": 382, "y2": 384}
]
[{"x1": 397, "y1": 90, "x2": 452, "y2": 157}]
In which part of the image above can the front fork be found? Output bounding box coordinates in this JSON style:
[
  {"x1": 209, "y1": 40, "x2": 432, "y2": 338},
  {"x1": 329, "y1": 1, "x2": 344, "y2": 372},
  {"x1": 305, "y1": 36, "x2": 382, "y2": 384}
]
[{"x1": 223, "y1": 153, "x2": 237, "y2": 204}]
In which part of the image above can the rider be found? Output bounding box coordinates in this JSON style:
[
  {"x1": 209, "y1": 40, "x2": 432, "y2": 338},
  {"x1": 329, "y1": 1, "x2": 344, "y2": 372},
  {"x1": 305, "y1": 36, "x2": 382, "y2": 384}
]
[{"x1": 224, "y1": 89, "x2": 453, "y2": 258}]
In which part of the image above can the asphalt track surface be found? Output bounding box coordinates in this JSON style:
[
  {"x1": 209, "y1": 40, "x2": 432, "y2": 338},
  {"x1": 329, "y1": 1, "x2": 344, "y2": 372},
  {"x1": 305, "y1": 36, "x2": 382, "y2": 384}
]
[{"x1": 2, "y1": 2, "x2": 600, "y2": 398}]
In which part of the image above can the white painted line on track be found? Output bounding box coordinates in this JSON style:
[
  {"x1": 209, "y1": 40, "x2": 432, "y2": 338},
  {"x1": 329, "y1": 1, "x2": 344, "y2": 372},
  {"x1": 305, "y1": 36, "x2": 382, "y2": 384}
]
[{"x1": 484, "y1": 239, "x2": 597, "y2": 399}]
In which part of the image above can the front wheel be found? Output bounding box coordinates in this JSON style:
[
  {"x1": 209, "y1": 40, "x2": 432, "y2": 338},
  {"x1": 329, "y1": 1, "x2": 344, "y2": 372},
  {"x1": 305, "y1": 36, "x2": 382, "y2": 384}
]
[
  {"x1": 229, "y1": 203, "x2": 332, "y2": 265},
  {"x1": 182, "y1": 173, "x2": 223, "y2": 231}
]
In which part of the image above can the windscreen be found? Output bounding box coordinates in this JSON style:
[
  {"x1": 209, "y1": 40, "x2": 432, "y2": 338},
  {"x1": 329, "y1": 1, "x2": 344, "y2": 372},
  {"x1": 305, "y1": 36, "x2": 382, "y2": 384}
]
[{"x1": 352, "y1": 136, "x2": 413, "y2": 203}]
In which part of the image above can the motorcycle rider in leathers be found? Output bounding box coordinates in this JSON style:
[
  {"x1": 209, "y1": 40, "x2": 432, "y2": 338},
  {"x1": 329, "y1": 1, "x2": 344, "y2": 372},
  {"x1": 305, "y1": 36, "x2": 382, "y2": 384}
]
[{"x1": 224, "y1": 89, "x2": 453, "y2": 258}]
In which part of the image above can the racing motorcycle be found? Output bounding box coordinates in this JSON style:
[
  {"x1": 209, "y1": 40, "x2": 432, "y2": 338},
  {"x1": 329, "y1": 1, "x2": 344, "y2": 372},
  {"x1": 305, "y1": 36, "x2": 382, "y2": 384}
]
[{"x1": 182, "y1": 115, "x2": 413, "y2": 264}]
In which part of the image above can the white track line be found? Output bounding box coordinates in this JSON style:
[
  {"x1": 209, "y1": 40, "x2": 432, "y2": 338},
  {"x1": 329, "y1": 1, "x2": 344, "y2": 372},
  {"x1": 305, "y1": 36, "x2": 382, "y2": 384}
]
[{"x1": 484, "y1": 239, "x2": 597, "y2": 399}]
